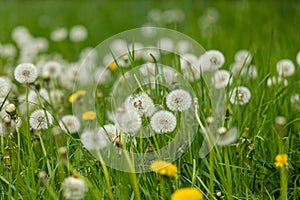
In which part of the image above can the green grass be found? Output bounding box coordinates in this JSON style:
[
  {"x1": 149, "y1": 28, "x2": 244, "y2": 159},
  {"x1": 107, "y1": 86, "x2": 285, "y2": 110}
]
[{"x1": 0, "y1": 0, "x2": 300, "y2": 199}]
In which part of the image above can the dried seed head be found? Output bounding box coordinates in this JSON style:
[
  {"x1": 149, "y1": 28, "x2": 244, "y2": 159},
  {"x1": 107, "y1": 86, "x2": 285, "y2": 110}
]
[
  {"x1": 38, "y1": 171, "x2": 48, "y2": 186},
  {"x1": 58, "y1": 146, "x2": 68, "y2": 163},
  {"x1": 248, "y1": 143, "x2": 255, "y2": 151},
  {"x1": 5, "y1": 104, "x2": 16, "y2": 117},
  {"x1": 216, "y1": 191, "x2": 223, "y2": 199},
  {"x1": 4, "y1": 155, "x2": 10, "y2": 161},
  {"x1": 3, "y1": 115, "x2": 11, "y2": 125},
  {"x1": 206, "y1": 116, "x2": 215, "y2": 125}
]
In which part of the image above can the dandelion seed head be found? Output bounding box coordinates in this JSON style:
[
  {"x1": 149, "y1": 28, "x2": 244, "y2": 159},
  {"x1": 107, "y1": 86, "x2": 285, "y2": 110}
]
[
  {"x1": 276, "y1": 59, "x2": 295, "y2": 77},
  {"x1": 0, "y1": 77, "x2": 11, "y2": 98},
  {"x1": 157, "y1": 37, "x2": 174, "y2": 52},
  {"x1": 267, "y1": 76, "x2": 288, "y2": 87},
  {"x1": 69, "y1": 25, "x2": 88, "y2": 42},
  {"x1": 37, "y1": 88, "x2": 49, "y2": 103},
  {"x1": 125, "y1": 92, "x2": 155, "y2": 117},
  {"x1": 230, "y1": 86, "x2": 251, "y2": 105},
  {"x1": 234, "y1": 50, "x2": 252, "y2": 65},
  {"x1": 103, "y1": 124, "x2": 118, "y2": 141},
  {"x1": 110, "y1": 39, "x2": 127, "y2": 56},
  {"x1": 175, "y1": 40, "x2": 192, "y2": 54},
  {"x1": 42, "y1": 61, "x2": 62, "y2": 78},
  {"x1": 150, "y1": 110, "x2": 177, "y2": 133},
  {"x1": 114, "y1": 107, "x2": 141, "y2": 134},
  {"x1": 60, "y1": 115, "x2": 81, "y2": 134},
  {"x1": 50, "y1": 27, "x2": 68, "y2": 42},
  {"x1": 180, "y1": 54, "x2": 200, "y2": 81},
  {"x1": 0, "y1": 44, "x2": 17, "y2": 58},
  {"x1": 80, "y1": 128, "x2": 109, "y2": 150},
  {"x1": 199, "y1": 50, "x2": 225, "y2": 71},
  {"x1": 217, "y1": 126, "x2": 238, "y2": 146},
  {"x1": 29, "y1": 109, "x2": 53, "y2": 130},
  {"x1": 14, "y1": 63, "x2": 38, "y2": 84},
  {"x1": 166, "y1": 89, "x2": 192, "y2": 112},
  {"x1": 142, "y1": 47, "x2": 160, "y2": 61},
  {"x1": 0, "y1": 98, "x2": 10, "y2": 119},
  {"x1": 94, "y1": 68, "x2": 112, "y2": 84},
  {"x1": 62, "y1": 176, "x2": 88, "y2": 200},
  {"x1": 212, "y1": 70, "x2": 231, "y2": 89},
  {"x1": 275, "y1": 116, "x2": 287, "y2": 126}
]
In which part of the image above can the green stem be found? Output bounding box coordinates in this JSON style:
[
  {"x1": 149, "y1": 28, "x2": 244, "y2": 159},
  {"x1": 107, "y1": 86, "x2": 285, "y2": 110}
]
[
  {"x1": 25, "y1": 84, "x2": 35, "y2": 184},
  {"x1": 38, "y1": 133, "x2": 52, "y2": 174},
  {"x1": 15, "y1": 126, "x2": 21, "y2": 175},
  {"x1": 122, "y1": 147, "x2": 141, "y2": 200},
  {"x1": 159, "y1": 176, "x2": 165, "y2": 200},
  {"x1": 224, "y1": 147, "x2": 233, "y2": 200},
  {"x1": 97, "y1": 151, "x2": 114, "y2": 200},
  {"x1": 1, "y1": 136, "x2": 4, "y2": 156},
  {"x1": 280, "y1": 167, "x2": 287, "y2": 200},
  {"x1": 209, "y1": 148, "x2": 214, "y2": 200}
]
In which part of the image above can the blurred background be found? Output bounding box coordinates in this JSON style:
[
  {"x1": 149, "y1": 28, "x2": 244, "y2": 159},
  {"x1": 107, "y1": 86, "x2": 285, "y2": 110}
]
[{"x1": 0, "y1": 0, "x2": 299, "y2": 63}]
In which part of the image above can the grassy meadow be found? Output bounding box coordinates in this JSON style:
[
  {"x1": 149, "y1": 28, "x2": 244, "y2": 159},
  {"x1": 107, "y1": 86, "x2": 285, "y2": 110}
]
[{"x1": 0, "y1": 0, "x2": 300, "y2": 199}]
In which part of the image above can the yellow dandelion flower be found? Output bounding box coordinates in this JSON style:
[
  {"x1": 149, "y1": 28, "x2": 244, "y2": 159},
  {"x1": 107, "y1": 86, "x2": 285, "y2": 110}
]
[
  {"x1": 171, "y1": 187, "x2": 203, "y2": 200},
  {"x1": 108, "y1": 62, "x2": 118, "y2": 71},
  {"x1": 150, "y1": 160, "x2": 178, "y2": 177},
  {"x1": 275, "y1": 154, "x2": 288, "y2": 168},
  {"x1": 82, "y1": 111, "x2": 96, "y2": 121},
  {"x1": 68, "y1": 90, "x2": 86, "y2": 103}
]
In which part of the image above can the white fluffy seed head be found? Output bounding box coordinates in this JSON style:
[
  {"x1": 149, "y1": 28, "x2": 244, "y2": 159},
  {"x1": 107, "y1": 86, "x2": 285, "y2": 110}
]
[
  {"x1": 59, "y1": 115, "x2": 81, "y2": 134},
  {"x1": 114, "y1": 107, "x2": 141, "y2": 134},
  {"x1": 275, "y1": 116, "x2": 287, "y2": 126},
  {"x1": 212, "y1": 70, "x2": 231, "y2": 89},
  {"x1": 230, "y1": 86, "x2": 251, "y2": 105},
  {"x1": 61, "y1": 176, "x2": 88, "y2": 200},
  {"x1": 80, "y1": 128, "x2": 109, "y2": 151},
  {"x1": 217, "y1": 126, "x2": 238, "y2": 146},
  {"x1": 199, "y1": 50, "x2": 225, "y2": 71},
  {"x1": 150, "y1": 110, "x2": 177, "y2": 134},
  {"x1": 166, "y1": 89, "x2": 192, "y2": 112},
  {"x1": 234, "y1": 50, "x2": 252, "y2": 65},
  {"x1": 69, "y1": 25, "x2": 88, "y2": 42},
  {"x1": 180, "y1": 53, "x2": 201, "y2": 81},
  {"x1": 125, "y1": 92, "x2": 155, "y2": 117},
  {"x1": 290, "y1": 94, "x2": 300, "y2": 110},
  {"x1": 14, "y1": 63, "x2": 38, "y2": 84},
  {"x1": 50, "y1": 28, "x2": 68, "y2": 42},
  {"x1": 42, "y1": 61, "x2": 62, "y2": 78},
  {"x1": 29, "y1": 109, "x2": 53, "y2": 130},
  {"x1": 157, "y1": 37, "x2": 174, "y2": 52},
  {"x1": 103, "y1": 124, "x2": 118, "y2": 141},
  {"x1": 276, "y1": 59, "x2": 295, "y2": 77},
  {"x1": 0, "y1": 77, "x2": 11, "y2": 98}
]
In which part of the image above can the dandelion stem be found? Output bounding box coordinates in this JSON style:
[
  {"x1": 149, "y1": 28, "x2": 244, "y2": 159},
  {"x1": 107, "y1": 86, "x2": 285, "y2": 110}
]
[
  {"x1": 194, "y1": 102, "x2": 215, "y2": 199},
  {"x1": 15, "y1": 126, "x2": 21, "y2": 175},
  {"x1": 280, "y1": 166, "x2": 288, "y2": 200},
  {"x1": 38, "y1": 133, "x2": 52, "y2": 174},
  {"x1": 121, "y1": 145, "x2": 141, "y2": 200},
  {"x1": 1, "y1": 136, "x2": 4, "y2": 156},
  {"x1": 159, "y1": 176, "x2": 165, "y2": 200},
  {"x1": 25, "y1": 83, "x2": 35, "y2": 183},
  {"x1": 96, "y1": 151, "x2": 114, "y2": 200},
  {"x1": 224, "y1": 147, "x2": 233, "y2": 200},
  {"x1": 209, "y1": 148, "x2": 214, "y2": 200}
]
